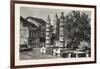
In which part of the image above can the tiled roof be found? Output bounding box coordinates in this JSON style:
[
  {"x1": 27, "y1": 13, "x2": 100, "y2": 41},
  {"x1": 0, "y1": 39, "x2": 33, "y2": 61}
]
[
  {"x1": 20, "y1": 16, "x2": 38, "y2": 28},
  {"x1": 26, "y1": 16, "x2": 46, "y2": 26}
]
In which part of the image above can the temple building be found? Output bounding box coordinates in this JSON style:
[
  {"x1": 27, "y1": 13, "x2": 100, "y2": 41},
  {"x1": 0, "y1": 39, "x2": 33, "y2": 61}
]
[{"x1": 20, "y1": 16, "x2": 46, "y2": 48}]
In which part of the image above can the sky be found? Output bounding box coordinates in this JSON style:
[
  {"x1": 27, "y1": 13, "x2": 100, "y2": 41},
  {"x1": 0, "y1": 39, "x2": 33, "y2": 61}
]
[{"x1": 20, "y1": 7, "x2": 91, "y2": 25}]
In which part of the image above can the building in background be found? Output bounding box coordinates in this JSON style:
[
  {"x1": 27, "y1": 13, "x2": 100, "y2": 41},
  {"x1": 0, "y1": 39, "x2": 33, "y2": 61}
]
[
  {"x1": 20, "y1": 16, "x2": 38, "y2": 51},
  {"x1": 26, "y1": 17, "x2": 46, "y2": 48},
  {"x1": 20, "y1": 16, "x2": 46, "y2": 49}
]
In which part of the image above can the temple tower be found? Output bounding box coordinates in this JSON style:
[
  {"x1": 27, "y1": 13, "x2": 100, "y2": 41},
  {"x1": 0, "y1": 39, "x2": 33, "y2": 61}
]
[
  {"x1": 59, "y1": 12, "x2": 65, "y2": 48},
  {"x1": 45, "y1": 15, "x2": 51, "y2": 47},
  {"x1": 54, "y1": 14, "x2": 60, "y2": 40}
]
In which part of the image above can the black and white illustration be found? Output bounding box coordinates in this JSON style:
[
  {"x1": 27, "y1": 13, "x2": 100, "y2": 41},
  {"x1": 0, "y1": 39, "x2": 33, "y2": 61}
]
[{"x1": 19, "y1": 6, "x2": 92, "y2": 60}]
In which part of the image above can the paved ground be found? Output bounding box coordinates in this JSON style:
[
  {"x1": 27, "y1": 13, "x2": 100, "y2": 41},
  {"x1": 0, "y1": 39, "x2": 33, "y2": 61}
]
[{"x1": 20, "y1": 48, "x2": 58, "y2": 60}]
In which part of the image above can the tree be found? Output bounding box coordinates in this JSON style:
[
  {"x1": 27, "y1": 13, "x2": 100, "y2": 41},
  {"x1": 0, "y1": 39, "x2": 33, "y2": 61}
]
[{"x1": 65, "y1": 11, "x2": 91, "y2": 50}]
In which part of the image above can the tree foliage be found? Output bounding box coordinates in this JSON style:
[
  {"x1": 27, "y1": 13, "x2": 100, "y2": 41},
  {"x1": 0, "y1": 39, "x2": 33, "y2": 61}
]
[{"x1": 65, "y1": 11, "x2": 91, "y2": 50}]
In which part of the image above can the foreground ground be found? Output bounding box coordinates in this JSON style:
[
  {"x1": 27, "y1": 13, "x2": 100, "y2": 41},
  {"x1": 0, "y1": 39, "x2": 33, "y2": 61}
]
[{"x1": 20, "y1": 48, "x2": 58, "y2": 60}]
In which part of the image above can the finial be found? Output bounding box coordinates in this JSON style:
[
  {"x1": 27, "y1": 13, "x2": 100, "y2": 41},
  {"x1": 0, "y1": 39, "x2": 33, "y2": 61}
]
[
  {"x1": 60, "y1": 12, "x2": 64, "y2": 19},
  {"x1": 61, "y1": 12, "x2": 64, "y2": 16},
  {"x1": 55, "y1": 14, "x2": 58, "y2": 18},
  {"x1": 47, "y1": 15, "x2": 50, "y2": 22}
]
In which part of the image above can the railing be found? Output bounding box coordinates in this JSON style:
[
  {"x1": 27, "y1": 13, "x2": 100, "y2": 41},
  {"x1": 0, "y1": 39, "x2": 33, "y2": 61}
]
[
  {"x1": 40, "y1": 47, "x2": 90, "y2": 58},
  {"x1": 53, "y1": 49, "x2": 90, "y2": 58}
]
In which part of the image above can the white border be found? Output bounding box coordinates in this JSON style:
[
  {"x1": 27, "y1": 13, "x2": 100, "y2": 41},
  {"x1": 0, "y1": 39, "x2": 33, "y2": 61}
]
[{"x1": 15, "y1": 3, "x2": 95, "y2": 66}]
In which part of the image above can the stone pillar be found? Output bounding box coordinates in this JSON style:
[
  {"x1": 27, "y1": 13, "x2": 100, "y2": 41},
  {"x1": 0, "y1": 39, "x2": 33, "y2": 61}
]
[
  {"x1": 76, "y1": 53, "x2": 78, "y2": 58},
  {"x1": 68, "y1": 53, "x2": 71, "y2": 58},
  {"x1": 86, "y1": 52, "x2": 89, "y2": 57}
]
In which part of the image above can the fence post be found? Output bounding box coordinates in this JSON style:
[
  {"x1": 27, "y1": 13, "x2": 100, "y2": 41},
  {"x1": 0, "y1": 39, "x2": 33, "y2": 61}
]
[
  {"x1": 68, "y1": 53, "x2": 71, "y2": 58},
  {"x1": 86, "y1": 53, "x2": 89, "y2": 57},
  {"x1": 76, "y1": 53, "x2": 78, "y2": 58}
]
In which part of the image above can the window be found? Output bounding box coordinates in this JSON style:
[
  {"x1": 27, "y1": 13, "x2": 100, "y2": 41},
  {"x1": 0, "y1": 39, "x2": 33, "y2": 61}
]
[{"x1": 20, "y1": 29, "x2": 29, "y2": 38}]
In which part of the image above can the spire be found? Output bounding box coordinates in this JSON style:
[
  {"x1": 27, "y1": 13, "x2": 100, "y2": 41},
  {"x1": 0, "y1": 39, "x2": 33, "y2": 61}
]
[
  {"x1": 60, "y1": 12, "x2": 64, "y2": 19},
  {"x1": 47, "y1": 15, "x2": 50, "y2": 22},
  {"x1": 55, "y1": 14, "x2": 58, "y2": 19},
  {"x1": 61, "y1": 12, "x2": 64, "y2": 16}
]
